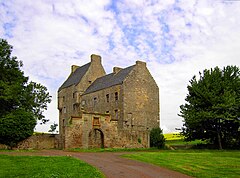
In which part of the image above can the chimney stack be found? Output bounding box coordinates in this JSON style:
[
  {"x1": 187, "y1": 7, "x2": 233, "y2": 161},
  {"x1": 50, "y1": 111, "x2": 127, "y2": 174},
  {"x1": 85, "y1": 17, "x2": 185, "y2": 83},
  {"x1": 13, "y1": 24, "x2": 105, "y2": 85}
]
[
  {"x1": 113, "y1": 67, "x2": 122, "y2": 74},
  {"x1": 71, "y1": 65, "x2": 79, "y2": 73},
  {"x1": 91, "y1": 54, "x2": 101, "y2": 64},
  {"x1": 136, "y1": 60, "x2": 146, "y2": 67}
]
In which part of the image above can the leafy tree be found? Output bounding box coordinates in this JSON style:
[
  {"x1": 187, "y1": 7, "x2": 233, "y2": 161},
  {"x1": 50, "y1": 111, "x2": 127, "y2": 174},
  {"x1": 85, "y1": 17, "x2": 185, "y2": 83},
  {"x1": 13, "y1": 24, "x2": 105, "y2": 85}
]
[
  {"x1": 150, "y1": 127, "x2": 165, "y2": 149},
  {"x1": 179, "y1": 66, "x2": 240, "y2": 149},
  {"x1": 48, "y1": 122, "x2": 58, "y2": 134},
  {"x1": 0, "y1": 39, "x2": 51, "y2": 148}
]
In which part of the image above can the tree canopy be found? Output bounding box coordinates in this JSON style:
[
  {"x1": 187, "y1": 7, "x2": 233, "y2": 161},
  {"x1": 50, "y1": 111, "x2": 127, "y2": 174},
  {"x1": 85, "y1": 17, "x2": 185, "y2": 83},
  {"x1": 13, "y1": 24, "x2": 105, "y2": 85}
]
[
  {"x1": 150, "y1": 127, "x2": 165, "y2": 149},
  {"x1": 179, "y1": 66, "x2": 240, "y2": 149},
  {"x1": 0, "y1": 39, "x2": 51, "y2": 148}
]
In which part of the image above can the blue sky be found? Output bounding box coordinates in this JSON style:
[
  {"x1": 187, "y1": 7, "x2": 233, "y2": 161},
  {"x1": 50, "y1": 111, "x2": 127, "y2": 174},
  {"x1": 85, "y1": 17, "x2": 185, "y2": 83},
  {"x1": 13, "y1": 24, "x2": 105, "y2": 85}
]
[{"x1": 1, "y1": 0, "x2": 240, "y2": 133}]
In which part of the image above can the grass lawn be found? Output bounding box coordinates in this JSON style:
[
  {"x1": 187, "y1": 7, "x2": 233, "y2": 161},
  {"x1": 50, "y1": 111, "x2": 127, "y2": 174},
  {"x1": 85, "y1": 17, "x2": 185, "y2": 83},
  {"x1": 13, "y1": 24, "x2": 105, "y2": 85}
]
[
  {"x1": 0, "y1": 155, "x2": 104, "y2": 178},
  {"x1": 123, "y1": 150, "x2": 240, "y2": 178}
]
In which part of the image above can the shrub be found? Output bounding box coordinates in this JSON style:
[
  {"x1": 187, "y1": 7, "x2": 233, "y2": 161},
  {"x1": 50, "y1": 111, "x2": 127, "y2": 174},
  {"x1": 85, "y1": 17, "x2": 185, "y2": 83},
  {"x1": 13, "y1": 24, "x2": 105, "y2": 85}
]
[{"x1": 150, "y1": 127, "x2": 165, "y2": 149}]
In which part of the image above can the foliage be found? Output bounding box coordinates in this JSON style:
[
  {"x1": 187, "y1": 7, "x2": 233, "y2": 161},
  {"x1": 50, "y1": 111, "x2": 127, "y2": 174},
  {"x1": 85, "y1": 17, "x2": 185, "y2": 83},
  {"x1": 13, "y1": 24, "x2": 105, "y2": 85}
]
[
  {"x1": 48, "y1": 122, "x2": 58, "y2": 133},
  {"x1": 179, "y1": 66, "x2": 240, "y2": 149},
  {"x1": 0, "y1": 155, "x2": 104, "y2": 178},
  {"x1": 150, "y1": 127, "x2": 165, "y2": 148},
  {"x1": 123, "y1": 150, "x2": 240, "y2": 178},
  {"x1": 0, "y1": 109, "x2": 35, "y2": 148},
  {"x1": 0, "y1": 38, "x2": 51, "y2": 148}
]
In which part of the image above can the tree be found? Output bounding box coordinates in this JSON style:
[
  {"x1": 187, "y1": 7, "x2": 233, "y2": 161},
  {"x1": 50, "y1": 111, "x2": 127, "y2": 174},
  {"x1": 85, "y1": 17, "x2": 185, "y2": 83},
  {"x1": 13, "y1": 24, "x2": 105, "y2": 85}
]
[
  {"x1": 0, "y1": 39, "x2": 51, "y2": 148},
  {"x1": 150, "y1": 127, "x2": 165, "y2": 149},
  {"x1": 48, "y1": 122, "x2": 58, "y2": 134},
  {"x1": 179, "y1": 66, "x2": 240, "y2": 149}
]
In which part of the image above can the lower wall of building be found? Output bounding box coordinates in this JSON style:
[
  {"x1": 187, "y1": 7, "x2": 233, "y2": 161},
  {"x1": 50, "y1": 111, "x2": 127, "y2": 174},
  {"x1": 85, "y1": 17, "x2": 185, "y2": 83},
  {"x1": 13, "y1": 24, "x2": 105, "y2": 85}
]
[{"x1": 63, "y1": 113, "x2": 150, "y2": 149}]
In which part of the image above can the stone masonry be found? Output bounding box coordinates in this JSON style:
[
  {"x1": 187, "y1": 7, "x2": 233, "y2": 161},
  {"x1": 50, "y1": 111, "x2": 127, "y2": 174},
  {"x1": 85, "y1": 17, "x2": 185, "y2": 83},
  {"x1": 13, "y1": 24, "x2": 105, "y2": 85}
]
[{"x1": 58, "y1": 54, "x2": 159, "y2": 149}]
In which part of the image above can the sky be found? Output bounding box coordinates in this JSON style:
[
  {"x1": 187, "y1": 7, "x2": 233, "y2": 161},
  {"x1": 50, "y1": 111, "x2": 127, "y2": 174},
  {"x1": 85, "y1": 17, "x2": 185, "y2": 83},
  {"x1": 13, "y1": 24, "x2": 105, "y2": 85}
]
[{"x1": 1, "y1": 0, "x2": 240, "y2": 133}]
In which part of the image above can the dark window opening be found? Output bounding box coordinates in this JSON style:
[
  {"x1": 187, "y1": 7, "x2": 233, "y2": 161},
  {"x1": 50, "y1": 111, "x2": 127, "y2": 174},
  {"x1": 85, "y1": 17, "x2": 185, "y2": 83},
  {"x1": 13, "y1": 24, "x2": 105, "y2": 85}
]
[
  {"x1": 63, "y1": 96, "x2": 65, "y2": 102},
  {"x1": 115, "y1": 92, "x2": 118, "y2": 101},
  {"x1": 93, "y1": 97, "x2": 97, "y2": 106},
  {"x1": 114, "y1": 109, "x2": 118, "y2": 120},
  {"x1": 106, "y1": 94, "x2": 109, "y2": 102},
  {"x1": 106, "y1": 111, "x2": 109, "y2": 114}
]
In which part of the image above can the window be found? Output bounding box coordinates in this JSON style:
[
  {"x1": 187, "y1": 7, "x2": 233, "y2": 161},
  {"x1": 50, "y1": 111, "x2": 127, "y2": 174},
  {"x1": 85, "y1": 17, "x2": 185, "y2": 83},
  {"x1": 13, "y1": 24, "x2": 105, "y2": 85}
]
[
  {"x1": 106, "y1": 111, "x2": 109, "y2": 114},
  {"x1": 115, "y1": 92, "x2": 118, "y2": 101},
  {"x1": 73, "y1": 93, "x2": 75, "y2": 98},
  {"x1": 63, "y1": 107, "x2": 67, "y2": 113},
  {"x1": 106, "y1": 94, "x2": 109, "y2": 102},
  {"x1": 63, "y1": 96, "x2": 65, "y2": 102},
  {"x1": 93, "y1": 97, "x2": 97, "y2": 106},
  {"x1": 114, "y1": 109, "x2": 118, "y2": 120}
]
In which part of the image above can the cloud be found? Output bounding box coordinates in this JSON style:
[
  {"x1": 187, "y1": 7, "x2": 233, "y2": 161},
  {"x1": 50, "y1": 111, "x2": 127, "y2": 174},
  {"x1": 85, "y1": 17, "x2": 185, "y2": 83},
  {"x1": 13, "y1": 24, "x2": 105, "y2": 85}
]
[{"x1": 1, "y1": 0, "x2": 240, "y2": 133}]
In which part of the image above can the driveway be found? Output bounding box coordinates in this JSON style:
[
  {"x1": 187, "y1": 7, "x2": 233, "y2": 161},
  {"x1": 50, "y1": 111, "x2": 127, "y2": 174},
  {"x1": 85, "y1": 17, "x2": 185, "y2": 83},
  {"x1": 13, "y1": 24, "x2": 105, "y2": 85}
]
[{"x1": 0, "y1": 150, "x2": 191, "y2": 178}]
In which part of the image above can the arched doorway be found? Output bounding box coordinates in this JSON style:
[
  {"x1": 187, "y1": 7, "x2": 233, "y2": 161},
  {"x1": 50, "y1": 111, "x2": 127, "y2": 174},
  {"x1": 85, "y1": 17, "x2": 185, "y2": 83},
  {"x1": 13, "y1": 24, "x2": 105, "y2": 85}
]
[{"x1": 88, "y1": 129, "x2": 104, "y2": 148}]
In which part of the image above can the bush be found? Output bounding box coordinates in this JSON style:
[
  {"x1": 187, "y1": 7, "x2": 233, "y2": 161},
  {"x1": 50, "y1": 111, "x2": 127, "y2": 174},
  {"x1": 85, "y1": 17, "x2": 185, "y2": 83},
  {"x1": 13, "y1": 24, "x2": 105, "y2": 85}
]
[{"x1": 150, "y1": 127, "x2": 165, "y2": 149}]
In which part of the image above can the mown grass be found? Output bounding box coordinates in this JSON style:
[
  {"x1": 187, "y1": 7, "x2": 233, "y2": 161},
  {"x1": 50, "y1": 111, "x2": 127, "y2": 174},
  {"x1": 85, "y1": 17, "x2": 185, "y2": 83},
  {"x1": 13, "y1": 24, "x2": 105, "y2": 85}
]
[
  {"x1": 123, "y1": 150, "x2": 240, "y2": 178},
  {"x1": 166, "y1": 139, "x2": 207, "y2": 146},
  {"x1": 0, "y1": 155, "x2": 104, "y2": 178}
]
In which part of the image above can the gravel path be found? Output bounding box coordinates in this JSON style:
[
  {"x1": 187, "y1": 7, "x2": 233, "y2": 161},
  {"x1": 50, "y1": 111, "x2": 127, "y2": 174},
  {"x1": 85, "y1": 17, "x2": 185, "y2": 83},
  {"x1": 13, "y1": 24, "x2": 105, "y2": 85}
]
[{"x1": 0, "y1": 150, "x2": 192, "y2": 178}]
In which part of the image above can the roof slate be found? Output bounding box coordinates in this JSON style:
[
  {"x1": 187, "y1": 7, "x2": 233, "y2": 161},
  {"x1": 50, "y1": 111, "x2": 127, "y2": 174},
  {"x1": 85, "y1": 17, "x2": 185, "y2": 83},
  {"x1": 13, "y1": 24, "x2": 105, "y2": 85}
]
[
  {"x1": 83, "y1": 65, "x2": 135, "y2": 95},
  {"x1": 58, "y1": 63, "x2": 91, "y2": 91}
]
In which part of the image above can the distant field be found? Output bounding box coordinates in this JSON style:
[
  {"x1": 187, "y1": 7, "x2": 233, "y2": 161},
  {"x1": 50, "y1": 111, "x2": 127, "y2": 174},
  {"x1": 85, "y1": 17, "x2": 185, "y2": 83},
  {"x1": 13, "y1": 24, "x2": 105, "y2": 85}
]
[
  {"x1": 0, "y1": 155, "x2": 104, "y2": 178},
  {"x1": 123, "y1": 150, "x2": 240, "y2": 178},
  {"x1": 164, "y1": 133, "x2": 184, "y2": 140},
  {"x1": 164, "y1": 133, "x2": 206, "y2": 149}
]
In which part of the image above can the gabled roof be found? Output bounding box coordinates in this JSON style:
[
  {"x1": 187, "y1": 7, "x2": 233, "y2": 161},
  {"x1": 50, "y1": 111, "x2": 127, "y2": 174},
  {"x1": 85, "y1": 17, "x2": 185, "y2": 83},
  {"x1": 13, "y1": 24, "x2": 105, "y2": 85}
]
[
  {"x1": 59, "y1": 63, "x2": 90, "y2": 91},
  {"x1": 84, "y1": 65, "x2": 135, "y2": 95}
]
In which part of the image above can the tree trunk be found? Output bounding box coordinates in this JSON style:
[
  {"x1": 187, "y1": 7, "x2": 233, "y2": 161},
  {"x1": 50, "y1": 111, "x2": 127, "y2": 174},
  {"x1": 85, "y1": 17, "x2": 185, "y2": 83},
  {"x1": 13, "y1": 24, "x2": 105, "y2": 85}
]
[{"x1": 217, "y1": 132, "x2": 222, "y2": 150}]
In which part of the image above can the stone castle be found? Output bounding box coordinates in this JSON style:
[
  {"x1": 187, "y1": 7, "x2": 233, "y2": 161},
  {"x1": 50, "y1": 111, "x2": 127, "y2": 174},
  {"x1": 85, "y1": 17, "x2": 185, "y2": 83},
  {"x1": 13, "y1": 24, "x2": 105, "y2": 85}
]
[{"x1": 58, "y1": 54, "x2": 159, "y2": 149}]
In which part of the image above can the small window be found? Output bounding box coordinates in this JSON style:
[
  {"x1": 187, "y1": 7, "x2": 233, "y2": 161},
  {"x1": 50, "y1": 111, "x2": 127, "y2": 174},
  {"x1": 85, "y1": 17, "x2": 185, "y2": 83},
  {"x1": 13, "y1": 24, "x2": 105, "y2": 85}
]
[
  {"x1": 106, "y1": 94, "x2": 109, "y2": 102},
  {"x1": 114, "y1": 109, "x2": 118, "y2": 120},
  {"x1": 115, "y1": 92, "x2": 118, "y2": 101},
  {"x1": 106, "y1": 111, "x2": 109, "y2": 114},
  {"x1": 63, "y1": 107, "x2": 67, "y2": 113},
  {"x1": 93, "y1": 97, "x2": 97, "y2": 106},
  {"x1": 73, "y1": 93, "x2": 75, "y2": 98},
  {"x1": 63, "y1": 96, "x2": 65, "y2": 102},
  {"x1": 89, "y1": 81, "x2": 92, "y2": 84}
]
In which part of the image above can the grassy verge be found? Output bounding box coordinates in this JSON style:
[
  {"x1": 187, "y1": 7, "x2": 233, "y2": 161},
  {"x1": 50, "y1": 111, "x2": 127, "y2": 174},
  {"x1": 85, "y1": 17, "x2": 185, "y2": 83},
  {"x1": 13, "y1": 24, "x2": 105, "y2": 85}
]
[
  {"x1": 0, "y1": 155, "x2": 104, "y2": 178},
  {"x1": 123, "y1": 150, "x2": 240, "y2": 178}
]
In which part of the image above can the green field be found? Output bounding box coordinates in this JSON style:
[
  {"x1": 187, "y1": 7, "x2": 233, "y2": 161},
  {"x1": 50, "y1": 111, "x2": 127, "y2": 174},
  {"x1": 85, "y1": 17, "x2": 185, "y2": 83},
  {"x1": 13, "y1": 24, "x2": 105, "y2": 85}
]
[
  {"x1": 123, "y1": 150, "x2": 240, "y2": 178},
  {"x1": 164, "y1": 133, "x2": 207, "y2": 149},
  {"x1": 164, "y1": 133, "x2": 184, "y2": 140},
  {"x1": 0, "y1": 155, "x2": 104, "y2": 178}
]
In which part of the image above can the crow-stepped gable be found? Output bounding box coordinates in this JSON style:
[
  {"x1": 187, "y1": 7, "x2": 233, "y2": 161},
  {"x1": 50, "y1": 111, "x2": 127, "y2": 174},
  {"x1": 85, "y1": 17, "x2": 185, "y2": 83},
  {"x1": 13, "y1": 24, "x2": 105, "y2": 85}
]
[{"x1": 58, "y1": 54, "x2": 159, "y2": 149}]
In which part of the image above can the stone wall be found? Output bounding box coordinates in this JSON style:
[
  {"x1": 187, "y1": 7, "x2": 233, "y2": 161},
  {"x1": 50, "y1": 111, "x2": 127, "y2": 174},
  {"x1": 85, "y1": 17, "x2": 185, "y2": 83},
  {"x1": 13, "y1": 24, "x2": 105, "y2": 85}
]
[
  {"x1": 0, "y1": 134, "x2": 59, "y2": 149},
  {"x1": 123, "y1": 61, "x2": 159, "y2": 131},
  {"x1": 63, "y1": 113, "x2": 149, "y2": 149}
]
